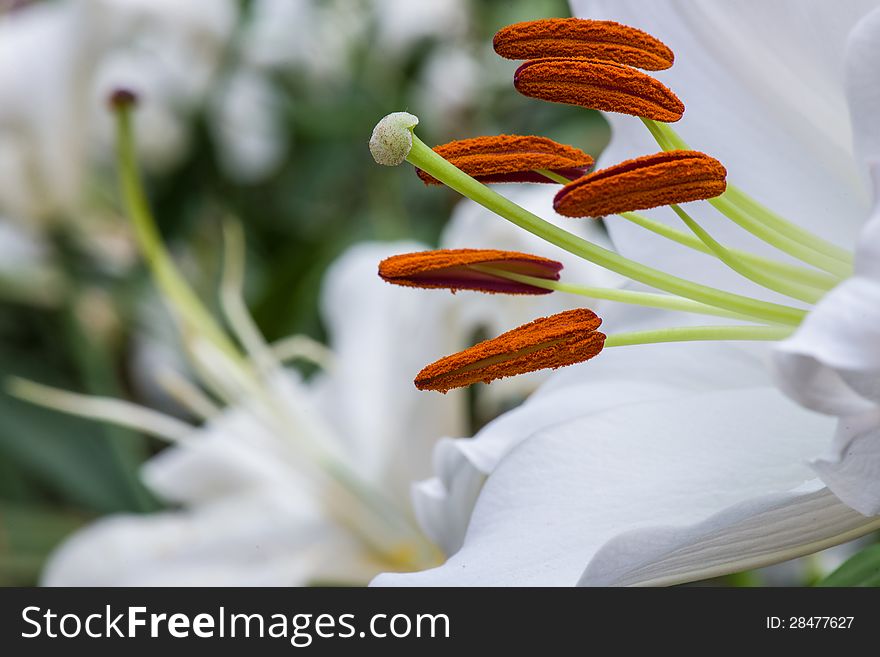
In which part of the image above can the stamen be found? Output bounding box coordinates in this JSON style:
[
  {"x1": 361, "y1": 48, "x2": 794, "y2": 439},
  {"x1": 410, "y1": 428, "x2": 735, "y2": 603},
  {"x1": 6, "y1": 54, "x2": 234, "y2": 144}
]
[
  {"x1": 669, "y1": 204, "x2": 823, "y2": 304},
  {"x1": 642, "y1": 118, "x2": 855, "y2": 273},
  {"x1": 403, "y1": 130, "x2": 807, "y2": 326},
  {"x1": 603, "y1": 324, "x2": 793, "y2": 348},
  {"x1": 379, "y1": 249, "x2": 562, "y2": 295},
  {"x1": 415, "y1": 135, "x2": 593, "y2": 185},
  {"x1": 494, "y1": 18, "x2": 674, "y2": 70},
  {"x1": 514, "y1": 58, "x2": 684, "y2": 122},
  {"x1": 554, "y1": 150, "x2": 726, "y2": 217},
  {"x1": 469, "y1": 265, "x2": 765, "y2": 322},
  {"x1": 414, "y1": 308, "x2": 605, "y2": 392},
  {"x1": 618, "y1": 212, "x2": 840, "y2": 291},
  {"x1": 7, "y1": 377, "x2": 195, "y2": 444}
]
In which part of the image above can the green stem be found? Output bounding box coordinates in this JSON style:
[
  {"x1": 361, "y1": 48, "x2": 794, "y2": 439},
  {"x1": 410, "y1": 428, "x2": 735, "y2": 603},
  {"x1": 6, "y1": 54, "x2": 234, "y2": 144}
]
[
  {"x1": 407, "y1": 134, "x2": 806, "y2": 326},
  {"x1": 726, "y1": 184, "x2": 854, "y2": 265},
  {"x1": 115, "y1": 106, "x2": 238, "y2": 357},
  {"x1": 618, "y1": 212, "x2": 840, "y2": 291},
  {"x1": 604, "y1": 324, "x2": 793, "y2": 348},
  {"x1": 670, "y1": 204, "x2": 823, "y2": 304},
  {"x1": 640, "y1": 117, "x2": 675, "y2": 150},
  {"x1": 471, "y1": 265, "x2": 767, "y2": 323},
  {"x1": 534, "y1": 168, "x2": 572, "y2": 185},
  {"x1": 709, "y1": 196, "x2": 851, "y2": 277},
  {"x1": 643, "y1": 119, "x2": 855, "y2": 271}
]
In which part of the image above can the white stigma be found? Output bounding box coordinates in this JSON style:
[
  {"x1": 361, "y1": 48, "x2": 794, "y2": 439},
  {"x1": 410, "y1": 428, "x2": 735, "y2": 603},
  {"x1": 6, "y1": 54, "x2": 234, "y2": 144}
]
[{"x1": 369, "y1": 112, "x2": 419, "y2": 166}]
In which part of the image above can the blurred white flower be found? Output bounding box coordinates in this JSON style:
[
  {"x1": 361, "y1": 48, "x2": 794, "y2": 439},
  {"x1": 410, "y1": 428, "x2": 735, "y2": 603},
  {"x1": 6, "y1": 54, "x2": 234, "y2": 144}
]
[
  {"x1": 0, "y1": 0, "x2": 237, "y2": 223},
  {"x1": 373, "y1": 0, "x2": 469, "y2": 54},
  {"x1": 88, "y1": 0, "x2": 238, "y2": 170},
  {"x1": 414, "y1": 45, "x2": 481, "y2": 129},
  {"x1": 0, "y1": 0, "x2": 97, "y2": 221},
  {"x1": 0, "y1": 218, "x2": 64, "y2": 305},
  {"x1": 37, "y1": 239, "x2": 467, "y2": 585},
  {"x1": 208, "y1": 67, "x2": 287, "y2": 183},
  {"x1": 243, "y1": 0, "x2": 367, "y2": 83}
]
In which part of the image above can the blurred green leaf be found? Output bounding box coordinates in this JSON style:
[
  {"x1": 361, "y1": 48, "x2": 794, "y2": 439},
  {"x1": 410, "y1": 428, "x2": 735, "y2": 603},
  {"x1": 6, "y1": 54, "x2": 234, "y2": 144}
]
[
  {"x1": 817, "y1": 544, "x2": 880, "y2": 587},
  {"x1": 0, "y1": 501, "x2": 86, "y2": 586},
  {"x1": 0, "y1": 345, "x2": 150, "y2": 514}
]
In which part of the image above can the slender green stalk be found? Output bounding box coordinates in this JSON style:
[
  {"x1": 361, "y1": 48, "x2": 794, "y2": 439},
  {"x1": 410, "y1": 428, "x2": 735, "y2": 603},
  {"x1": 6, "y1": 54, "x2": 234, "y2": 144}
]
[
  {"x1": 643, "y1": 119, "x2": 855, "y2": 270},
  {"x1": 604, "y1": 324, "x2": 793, "y2": 348},
  {"x1": 471, "y1": 265, "x2": 767, "y2": 323},
  {"x1": 618, "y1": 212, "x2": 840, "y2": 291},
  {"x1": 708, "y1": 196, "x2": 851, "y2": 277},
  {"x1": 641, "y1": 117, "x2": 676, "y2": 150},
  {"x1": 115, "y1": 106, "x2": 237, "y2": 356},
  {"x1": 406, "y1": 134, "x2": 806, "y2": 326},
  {"x1": 726, "y1": 184, "x2": 854, "y2": 265},
  {"x1": 670, "y1": 204, "x2": 822, "y2": 304},
  {"x1": 534, "y1": 168, "x2": 572, "y2": 185}
]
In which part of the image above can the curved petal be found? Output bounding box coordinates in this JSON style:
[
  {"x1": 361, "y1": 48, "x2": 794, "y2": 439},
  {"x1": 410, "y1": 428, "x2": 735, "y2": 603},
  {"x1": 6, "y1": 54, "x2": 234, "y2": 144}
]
[
  {"x1": 580, "y1": 484, "x2": 880, "y2": 585},
  {"x1": 811, "y1": 408, "x2": 880, "y2": 515},
  {"x1": 775, "y1": 275, "x2": 880, "y2": 415},
  {"x1": 411, "y1": 340, "x2": 773, "y2": 554},
  {"x1": 374, "y1": 386, "x2": 842, "y2": 586},
  {"x1": 570, "y1": 0, "x2": 875, "y2": 291}
]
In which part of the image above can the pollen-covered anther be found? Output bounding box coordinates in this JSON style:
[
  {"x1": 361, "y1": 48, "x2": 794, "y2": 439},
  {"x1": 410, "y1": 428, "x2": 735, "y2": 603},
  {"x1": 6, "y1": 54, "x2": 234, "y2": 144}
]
[
  {"x1": 415, "y1": 308, "x2": 605, "y2": 393},
  {"x1": 514, "y1": 58, "x2": 684, "y2": 122},
  {"x1": 554, "y1": 150, "x2": 727, "y2": 217},
  {"x1": 494, "y1": 18, "x2": 674, "y2": 70},
  {"x1": 415, "y1": 135, "x2": 594, "y2": 185},
  {"x1": 378, "y1": 249, "x2": 562, "y2": 295}
]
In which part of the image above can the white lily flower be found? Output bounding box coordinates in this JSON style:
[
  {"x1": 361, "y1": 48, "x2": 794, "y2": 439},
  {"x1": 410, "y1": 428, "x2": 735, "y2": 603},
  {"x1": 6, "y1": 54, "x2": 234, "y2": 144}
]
[{"x1": 373, "y1": 0, "x2": 880, "y2": 586}]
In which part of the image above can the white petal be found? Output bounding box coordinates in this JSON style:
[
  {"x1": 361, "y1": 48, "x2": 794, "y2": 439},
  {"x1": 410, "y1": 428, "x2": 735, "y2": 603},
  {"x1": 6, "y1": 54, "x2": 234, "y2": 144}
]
[
  {"x1": 845, "y1": 6, "x2": 880, "y2": 173},
  {"x1": 42, "y1": 491, "x2": 372, "y2": 586},
  {"x1": 411, "y1": 341, "x2": 774, "y2": 554},
  {"x1": 373, "y1": 386, "x2": 847, "y2": 586},
  {"x1": 580, "y1": 484, "x2": 880, "y2": 586},
  {"x1": 315, "y1": 241, "x2": 467, "y2": 493},
  {"x1": 812, "y1": 408, "x2": 880, "y2": 515},
  {"x1": 142, "y1": 406, "x2": 306, "y2": 505},
  {"x1": 570, "y1": 0, "x2": 874, "y2": 289},
  {"x1": 775, "y1": 276, "x2": 880, "y2": 414}
]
